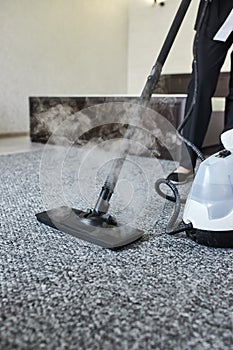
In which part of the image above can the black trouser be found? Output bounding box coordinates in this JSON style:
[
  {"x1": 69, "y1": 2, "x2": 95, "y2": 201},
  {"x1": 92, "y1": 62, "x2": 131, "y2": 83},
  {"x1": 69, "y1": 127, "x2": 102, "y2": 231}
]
[{"x1": 180, "y1": 32, "x2": 233, "y2": 171}]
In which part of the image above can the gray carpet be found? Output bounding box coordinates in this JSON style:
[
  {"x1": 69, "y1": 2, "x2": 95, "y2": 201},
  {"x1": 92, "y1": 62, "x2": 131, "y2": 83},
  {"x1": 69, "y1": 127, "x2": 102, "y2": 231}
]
[{"x1": 1, "y1": 149, "x2": 233, "y2": 350}]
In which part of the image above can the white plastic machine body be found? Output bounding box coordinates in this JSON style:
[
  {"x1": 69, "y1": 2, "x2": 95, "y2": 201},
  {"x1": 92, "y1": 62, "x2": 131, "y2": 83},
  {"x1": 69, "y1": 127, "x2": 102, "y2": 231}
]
[{"x1": 183, "y1": 129, "x2": 233, "y2": 231}]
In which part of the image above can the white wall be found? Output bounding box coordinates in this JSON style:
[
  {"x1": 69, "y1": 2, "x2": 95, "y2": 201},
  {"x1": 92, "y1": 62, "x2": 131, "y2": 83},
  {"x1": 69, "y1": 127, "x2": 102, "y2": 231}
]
[
  {"x1": 0, "y1": 0, "x2": 129, "y2": 134},
  {"x1": 127, "y1": 0, "x2": 231, "y2": 94},
  {"x1": 0, "y1": 0, "x2": 231, "y2": 135}
]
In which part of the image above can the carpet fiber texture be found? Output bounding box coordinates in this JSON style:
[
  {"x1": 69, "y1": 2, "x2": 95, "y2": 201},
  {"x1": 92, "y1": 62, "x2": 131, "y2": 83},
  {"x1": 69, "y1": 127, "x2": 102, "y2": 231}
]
[{"x1": 0, "y1": 149, "x2": 233, "y2": 350}]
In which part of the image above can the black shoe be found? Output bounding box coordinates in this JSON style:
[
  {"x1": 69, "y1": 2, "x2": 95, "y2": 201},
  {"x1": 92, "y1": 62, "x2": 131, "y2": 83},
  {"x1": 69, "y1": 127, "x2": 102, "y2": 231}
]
[{"x1": 167, "y1": 171, "x2": 194, "y2": 185}]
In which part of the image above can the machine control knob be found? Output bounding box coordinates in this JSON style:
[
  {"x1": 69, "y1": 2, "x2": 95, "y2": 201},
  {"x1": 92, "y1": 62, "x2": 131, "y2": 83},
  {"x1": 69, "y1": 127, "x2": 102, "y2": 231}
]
[{"x1": 215, "y1": 149, "x2": 231, "y2": 158}]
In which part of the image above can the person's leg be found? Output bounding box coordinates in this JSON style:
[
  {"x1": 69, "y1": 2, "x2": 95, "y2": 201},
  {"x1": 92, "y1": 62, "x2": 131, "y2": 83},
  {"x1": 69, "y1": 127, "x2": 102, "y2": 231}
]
[
  {"x1": 167, "y1": 34, "x2": 232, "y2": 184},
  {"x1": 179, "y1": 33, "x2": 231, "y2": 171}
]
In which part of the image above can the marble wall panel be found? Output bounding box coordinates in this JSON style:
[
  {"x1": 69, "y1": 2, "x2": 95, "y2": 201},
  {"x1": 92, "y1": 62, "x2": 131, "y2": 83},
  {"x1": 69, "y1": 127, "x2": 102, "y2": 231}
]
[{"x1": 29, "y1": 96, "x2": 185, "y2": 160}]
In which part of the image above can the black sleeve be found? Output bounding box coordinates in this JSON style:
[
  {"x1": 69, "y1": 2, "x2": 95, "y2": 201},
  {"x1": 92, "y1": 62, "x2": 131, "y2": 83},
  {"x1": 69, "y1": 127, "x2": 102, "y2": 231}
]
[{"x1": 194, "y1": 0, "x2": 232, "y2": 38}]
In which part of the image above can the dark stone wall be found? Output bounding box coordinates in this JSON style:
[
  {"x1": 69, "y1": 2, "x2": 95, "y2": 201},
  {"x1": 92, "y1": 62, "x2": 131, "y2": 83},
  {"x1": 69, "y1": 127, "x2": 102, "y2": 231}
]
[
  {"x1": 153, "y1": 72, "x2": 230, "y2": 96},
  {"x1": 29, "y1": 96, "x2": 185, "y2": 160}
]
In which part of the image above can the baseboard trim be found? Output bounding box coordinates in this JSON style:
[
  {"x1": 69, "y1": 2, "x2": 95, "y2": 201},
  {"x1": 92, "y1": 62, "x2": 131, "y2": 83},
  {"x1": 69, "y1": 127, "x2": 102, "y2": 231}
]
[{"x1": 0, "y1": 132, "x2": 29, "y2": 139}]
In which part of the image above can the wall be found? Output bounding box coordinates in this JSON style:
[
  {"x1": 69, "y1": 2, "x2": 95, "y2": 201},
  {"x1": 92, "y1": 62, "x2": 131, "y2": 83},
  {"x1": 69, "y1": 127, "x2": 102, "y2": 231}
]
[
  {"x1": 127, "y1": 0, "x2": 231, "y2": 94},
  {"x1": 0, "y1": 0, "x2": 129, "y2": 135},
  {"x1": 1, "y1": 0, "x2": 231, "y2": 135}
]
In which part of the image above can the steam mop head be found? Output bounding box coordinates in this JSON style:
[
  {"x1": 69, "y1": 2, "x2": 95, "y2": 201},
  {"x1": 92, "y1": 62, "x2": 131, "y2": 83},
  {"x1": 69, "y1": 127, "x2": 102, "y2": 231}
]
[{"x1": 36, "y1": 206, "x2": 143, "y2": 249}]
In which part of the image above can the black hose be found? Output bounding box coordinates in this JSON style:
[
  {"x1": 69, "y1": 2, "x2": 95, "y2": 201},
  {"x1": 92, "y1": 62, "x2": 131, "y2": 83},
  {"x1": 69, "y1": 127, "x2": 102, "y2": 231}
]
[
  {"x1": 154, "y1": 41, "x2": 201, "y2": 233},
  {"x1": 155, "y1": 43, "x2": 202, "y2": 234},
  {"x1": 175, "y1": 1, "x2": 211, "y2": 163},
  {"x1": 176, "y1": 33, "x2": 206, "y2": 163},
  {"x1": 155, "y1": 178, "x2": 181, "y2": 230},
  {"x1": 155, "y1": 178, "x2": 186, "y2": 204},
  {"x1": 154, "y1": 178, "x2": 193, "y2": 234},
  {"x1": 167, "y1": 222, "x2": 193, "y2": 235},
  {"x1": 155, "y1": 1, "x2": 211, "y2": 235}
]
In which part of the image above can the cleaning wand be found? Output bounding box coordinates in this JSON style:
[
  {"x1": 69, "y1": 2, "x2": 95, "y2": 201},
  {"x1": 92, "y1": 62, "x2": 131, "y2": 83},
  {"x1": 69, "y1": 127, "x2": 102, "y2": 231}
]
[{"x1": 94, "y1": 0, "x2": 193, "y2": 216}]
